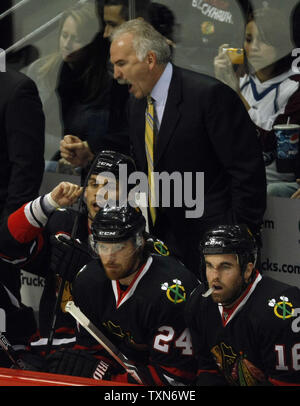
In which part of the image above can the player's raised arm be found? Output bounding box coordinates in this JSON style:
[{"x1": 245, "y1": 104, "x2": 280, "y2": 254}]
[{"x1": 0, "y1": 182, "x2": 82, "y2": 263}]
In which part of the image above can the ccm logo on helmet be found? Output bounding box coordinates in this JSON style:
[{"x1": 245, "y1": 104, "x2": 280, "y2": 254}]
[
  {"x1": 205, "y1": 238, "x2": 223, "y2": 246},
  {"x1": 98, "y1": 231, "x2": 117, "y2": 236},
  {"x1": 97, "y1": 161, "x2": 113, "y2": 167}
]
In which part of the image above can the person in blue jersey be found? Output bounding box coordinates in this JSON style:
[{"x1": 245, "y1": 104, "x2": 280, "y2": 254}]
[{"x1": 214, "y1": 7, "x2": 300, "y2": 197}]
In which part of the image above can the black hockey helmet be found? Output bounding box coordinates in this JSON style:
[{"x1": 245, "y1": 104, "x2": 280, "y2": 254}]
[
  {"x1": 90, "y1": 150, "x2": 136, "y2": 179},
  {"x1": 91, "y1": 205, "x2": 146, "y2": 243},
  {"x1": 199, "y1": 224, "x2": 258, "y2": 283}
]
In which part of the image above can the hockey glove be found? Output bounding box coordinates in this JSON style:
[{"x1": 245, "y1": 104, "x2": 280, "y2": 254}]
[
  {"x1": 45, "y1": 349, "x2": 112, "y2": 380},
  {"x1": 12, "y1": 352, "x2": 46, "y2": 372},
  {"x1": 49, "y1": 234, "x2": 91, "y2": 281}
]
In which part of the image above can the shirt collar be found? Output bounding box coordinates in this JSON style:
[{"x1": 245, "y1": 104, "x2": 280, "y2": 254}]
[
  {"x1": 151, "y1": 62, "x2": 173, "y2": 105},
  {"x1": 251, "y1": 68, "x2": 295, "y2": 88}
]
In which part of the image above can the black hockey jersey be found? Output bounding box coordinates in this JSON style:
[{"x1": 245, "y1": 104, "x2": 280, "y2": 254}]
[
  {"x1": 0, "y1": 200, "x2": 178, "y2": 357},
  {"x1": 0, "y1": 282, "x2": 37, "y2": 367},
  {"x1": 185, "y1": 271, "x2": 300, "y2": 386},
  {"x1": 0, "y1": 202, "x2": 92, "y2": 352},
  {"x1": 72, "y1": 254, "x2": 200, "y2": 385}
]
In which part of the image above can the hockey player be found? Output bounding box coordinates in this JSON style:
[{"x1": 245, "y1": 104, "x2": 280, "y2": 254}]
[
  {"x1": 45, "y1": 205, "x2": 199, "y2": 385},
  {"x1": 0, "y1": 181, "x2": 82, "y2": 367},
  {"x1": 0, "y1": 150, "x2": 137, "y2": 356},
  {"x1": 185, "y1": 224, "x2": 300, "y2": 386}
]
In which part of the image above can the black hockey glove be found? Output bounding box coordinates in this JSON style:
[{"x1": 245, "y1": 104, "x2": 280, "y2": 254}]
[
  {"x1": 45, "y1": 349, "x2": 113, "y2": 380},
  {"x1": 11, "y1": 352, "x2": 46, "y2": 372},
  {"x1": 49, "y1": 234, "x2": 91, "y2": 281},
  {"x1": 0, "y1": 332, "x2": 45, "y2": 371}
]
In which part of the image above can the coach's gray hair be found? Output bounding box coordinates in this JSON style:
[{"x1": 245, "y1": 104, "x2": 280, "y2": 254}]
[{"x1": 111, "y1": 19, "x2": 171, "y2": 64}]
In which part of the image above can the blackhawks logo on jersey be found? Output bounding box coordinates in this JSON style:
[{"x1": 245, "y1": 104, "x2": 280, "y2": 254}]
[
  {"x1": 268, "y1": 296, "x2": 295, "y2": 320},
  {"x1": 102, "y1": 320, "x2": 148, "y2": 351},
  {"x1": 211, "y1": 342, "x2": 266, "y2": 386},
  {"x1": 153, "y1": 240, "x2": 170, "y2": 256},
  {"x1": 161, "y1": 279, "x2": 186, "y2": 304},
  {"x1": 147, "y1": 235, "x2": 170, "y2": 256}
]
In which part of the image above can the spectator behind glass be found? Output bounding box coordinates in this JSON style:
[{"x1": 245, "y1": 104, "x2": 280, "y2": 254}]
[
  {"x1": 96, "y1": 0, "x2": 151, "y2": 39},
  {"x1": 148, "y1": 2, "x2": 177, "y2": 47},
  {"x1": 27, "y1": 2, "x2": 99, "y2": 166},
  {"x1": 214, "y1": 6, "x2": 300, "y2": 198},
  {"x1": 170, "y1": 0, "x2": 247, "y2": 77},
  {"x1": 27, "y1": 2, "x2": 129, "y2": 175},
  {"x1": 98, "y1": 0, "x2": 176, "y2": 46}
]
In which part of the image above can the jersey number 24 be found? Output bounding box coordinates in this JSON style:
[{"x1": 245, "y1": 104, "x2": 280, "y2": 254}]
[{"x1": 153, "y1": 327, "x2": 193, "y2": 355}]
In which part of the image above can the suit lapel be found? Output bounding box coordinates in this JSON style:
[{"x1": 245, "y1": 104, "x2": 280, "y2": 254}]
[
  {"x1": 156, "y1": 66, "x2": 182, "y2": 166},
  {"x1": 129, "y1": 66, "x2": 182, "y2": 171},
  {"x1": 130, "y1": 97, "x2": 148, "y2": 172}
]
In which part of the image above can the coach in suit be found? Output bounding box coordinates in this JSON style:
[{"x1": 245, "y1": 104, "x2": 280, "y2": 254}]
[
  {"x1": 112, "y1": 19, "x2": 267, "y2": 275},
  {"x1": 0, "y1": 68, "x2": 45, "y2": 298},
  {"x1": 0, "y1": 69, "x2": 45, "y2": 217}
]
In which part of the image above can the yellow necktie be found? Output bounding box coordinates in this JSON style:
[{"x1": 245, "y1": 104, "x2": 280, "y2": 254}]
[{"x1": 145, "y1": 96, "x2": 156, "y2": 225}]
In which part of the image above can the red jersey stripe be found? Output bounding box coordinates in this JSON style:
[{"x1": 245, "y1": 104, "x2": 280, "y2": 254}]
[{"x1": 7, "y1": 204, "x2": 42, "y2": 243}]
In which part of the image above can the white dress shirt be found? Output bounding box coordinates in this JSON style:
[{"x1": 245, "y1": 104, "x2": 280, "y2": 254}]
[{"x1": 150, "y1": 62, "x2": 173, "y2": 131}]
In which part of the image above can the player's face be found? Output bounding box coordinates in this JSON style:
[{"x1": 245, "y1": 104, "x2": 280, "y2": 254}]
[
  {"x1": 85, "y1": 174, "x2": 120, "y2": 220},
  {"x1": 244, "y1": 21, "x2": 277, "y2": 72},
  {"x1": 98, "y1": 239, "x2": 140, "y2": 281},
  {"x1": 103, "y1": 5, "x2": 126, "y2": 39},
  {"x1": 110, "y1": 32, "x2": 153, "y2": 99},
  {"x1": 59, "y1": 16, "x2": 84, "y2": 62},
  {"x1": 205, "y1": 254, "x2": 252, "y2": 307}
]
